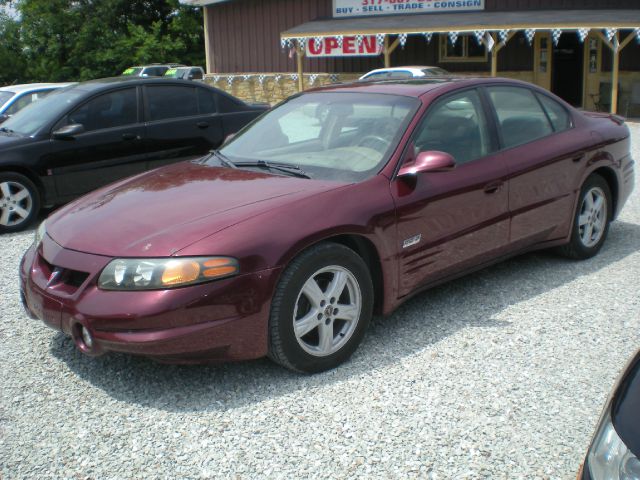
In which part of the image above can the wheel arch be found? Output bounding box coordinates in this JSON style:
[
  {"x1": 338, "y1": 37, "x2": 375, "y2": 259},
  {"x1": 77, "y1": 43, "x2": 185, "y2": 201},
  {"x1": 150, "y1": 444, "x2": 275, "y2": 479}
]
[
  {"x1": 323, "y1": 234, "x2": 385, "y2": 315},
  {"x1": 0, "y1": 166, "x2": 45, "y2": 200},
  {"x1": 590, "y1": 166, "x2": 619, "y2": 219}
]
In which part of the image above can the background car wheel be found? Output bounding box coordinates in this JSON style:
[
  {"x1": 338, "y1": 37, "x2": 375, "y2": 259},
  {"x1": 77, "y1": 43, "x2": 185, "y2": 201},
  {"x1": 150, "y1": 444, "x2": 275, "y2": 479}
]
[
  {"x1": 268, "y1": 242, "x2": 374, "y2": 373},
  {"x1": 558, "y1": 173, "x2": 612, "y2": 260},
  {"x1": 0, "y1": 172, "x2": 40, "y2": 234}
]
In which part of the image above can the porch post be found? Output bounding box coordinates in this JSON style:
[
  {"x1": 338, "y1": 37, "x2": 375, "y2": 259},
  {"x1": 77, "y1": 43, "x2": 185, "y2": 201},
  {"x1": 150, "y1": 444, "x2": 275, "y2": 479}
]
[
  {"x1": 384, "y1": 35, "x2": 400, "y2": 68},
  {"x1": 611, "y1": 31, "x2": 620, "y2": 114},
  {"x1": 491, "y1": 33, "x2": 498, "y2": 77},
  {"x1": 296, "y1": 43, "x2": 305, "y2": 92},
  {"x1": 203, "y1": 6, "x2": 213, "y2": 73}
]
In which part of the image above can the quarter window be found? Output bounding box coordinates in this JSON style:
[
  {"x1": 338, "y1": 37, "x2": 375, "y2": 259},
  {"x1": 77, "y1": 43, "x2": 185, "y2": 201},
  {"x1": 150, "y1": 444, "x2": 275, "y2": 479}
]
[
  {"x1": 536, "y1": 93, "x2": 572, "y2": 132},
  {"x1": 66, "y1": 88, "x2": 137, "y2": 132},
  {"x1": 412, "y1": 89, "x2": 492, "y2": 165},
  {"x1": 487, "y1": 86, "x2": 554, "y2": 149},
  {"x1": 147, "y1": 86, "x2": 198, "y2": 121}
]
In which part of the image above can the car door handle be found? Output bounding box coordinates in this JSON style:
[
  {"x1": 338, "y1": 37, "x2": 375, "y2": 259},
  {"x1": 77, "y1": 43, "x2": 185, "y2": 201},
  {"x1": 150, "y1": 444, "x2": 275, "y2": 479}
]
[
  {"x1": 122, "y1": 133, "x2": 140, "y2": 141},
  {"x1": 196, "y1": 121, "x2": 209, "y2": 129},
  {"x1": 484, "y1": 181, "x2": 504, "y2": 194}
]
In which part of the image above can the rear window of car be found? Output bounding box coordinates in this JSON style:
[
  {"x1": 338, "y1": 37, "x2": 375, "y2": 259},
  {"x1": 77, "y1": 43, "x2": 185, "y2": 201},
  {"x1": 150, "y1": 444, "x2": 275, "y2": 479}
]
[
  {"x1": 487, "y1": 86, "x2": 554, "y2": 149},
  {"x1": 147, "y1": 85, "x2": 198, "y2": 121},
  {"x1": 536, "y1": 93, "x2": 572, "y2": 132},
  {"x1": 217, "y1": 93, "x2": 241, "y2": 113}
]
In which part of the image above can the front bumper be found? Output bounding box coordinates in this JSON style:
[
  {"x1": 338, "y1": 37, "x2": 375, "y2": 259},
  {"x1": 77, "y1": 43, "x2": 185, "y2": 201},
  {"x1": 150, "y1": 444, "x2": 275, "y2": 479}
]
[{"x1": 20, "y1": 236, "x2": 281, "y2": 363}]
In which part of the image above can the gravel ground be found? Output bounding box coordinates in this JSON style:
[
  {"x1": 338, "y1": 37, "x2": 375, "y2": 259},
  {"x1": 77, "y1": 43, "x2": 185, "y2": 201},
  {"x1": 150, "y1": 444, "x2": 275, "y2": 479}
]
[{"x1": 1, "y1": 125, "x2": 639, "y2": 480}]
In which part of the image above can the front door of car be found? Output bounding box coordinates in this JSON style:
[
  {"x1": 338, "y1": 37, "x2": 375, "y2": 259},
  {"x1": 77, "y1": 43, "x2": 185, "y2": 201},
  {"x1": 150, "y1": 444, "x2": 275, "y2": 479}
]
[
  {"x1": 391, "y1": 89, "x2": 510, "y2": 297},
  {"x1": 143, "y1": 84, "x2": 223, "y2": 169},
  {"x1": 46, "y1": 87, "x2": 147, "y2": 199},
  {"x1": 484, "y1": 86, "x2": 588, "y2": 247}
]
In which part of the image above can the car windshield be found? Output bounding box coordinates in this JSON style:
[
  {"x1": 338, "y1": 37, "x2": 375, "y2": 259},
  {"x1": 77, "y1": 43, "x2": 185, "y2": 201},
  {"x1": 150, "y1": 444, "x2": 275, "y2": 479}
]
[
  {"x1": 1, "y1": 88, "x2": 85, "y2": 136},
  {"x1": 0, "y1": 91, "x2": 15, "y2": 107},
  {"x1": 219, "y1": 92, "x2": 419, "y2": 182}
]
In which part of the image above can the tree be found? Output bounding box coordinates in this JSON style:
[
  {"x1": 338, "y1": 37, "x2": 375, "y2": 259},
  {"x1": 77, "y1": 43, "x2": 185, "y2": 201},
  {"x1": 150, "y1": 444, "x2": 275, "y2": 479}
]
[
  {"x1": 0, "y1": 0, "x2": 205, "y2": 84},
  {"x1": 0, "y1": 12, "x2": 27, "y2": 84}
]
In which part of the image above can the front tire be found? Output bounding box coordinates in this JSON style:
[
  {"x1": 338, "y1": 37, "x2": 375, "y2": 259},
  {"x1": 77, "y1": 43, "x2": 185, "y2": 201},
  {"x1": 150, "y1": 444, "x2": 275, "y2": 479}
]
[
  {"x1": 268, "y1": 243, "x2": 374, "y2": 373},
  {"x1": 0, "y1": 173, "x2": 40, "y2": 234},
  {"x1": 558, "y1": 174, "x2": 612, "y2": 260}
]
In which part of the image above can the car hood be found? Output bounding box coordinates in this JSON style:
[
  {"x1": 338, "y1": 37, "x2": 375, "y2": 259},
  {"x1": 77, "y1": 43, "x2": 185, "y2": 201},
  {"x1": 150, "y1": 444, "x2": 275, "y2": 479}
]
[
  {"x1": 0, "y1": 132, "x2": 31, "y2": 148},
  {"x1": 47, "y1": 161, "x2": 345, "y2": 257}
]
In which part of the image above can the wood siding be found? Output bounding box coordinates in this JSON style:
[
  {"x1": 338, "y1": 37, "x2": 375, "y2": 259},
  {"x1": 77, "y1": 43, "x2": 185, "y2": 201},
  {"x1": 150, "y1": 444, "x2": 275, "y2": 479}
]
[{"x1": 205, "y1": 0, "x2": 638, "y2": 73}]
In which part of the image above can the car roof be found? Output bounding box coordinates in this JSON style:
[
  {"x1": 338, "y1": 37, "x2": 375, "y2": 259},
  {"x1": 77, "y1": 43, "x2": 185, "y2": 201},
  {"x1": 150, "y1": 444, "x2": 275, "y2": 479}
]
[
  {"x1": 308, "y1": 76, "x2": 538, "y2": 98},
  {"x1": 365, "y1": 66, "x2": 440, "y2": 74},
  {"x1": 66, "y1": 76, "x2": 209, "y2": 93},
  {"x1": 0, "y1": 83, "x2": 75, "y2": 93}
]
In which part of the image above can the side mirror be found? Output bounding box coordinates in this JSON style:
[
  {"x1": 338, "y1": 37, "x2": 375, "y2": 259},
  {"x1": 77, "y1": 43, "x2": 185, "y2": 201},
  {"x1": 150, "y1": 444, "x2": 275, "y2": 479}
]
[
  {"x1": 52, "y1": 124, "x2": 85, "y2": 140},
  {"x1": 398, "y1": 151, "x2": 456, "y2": 177},
  {"x1": 0, "y1": 114, "x2": 9, "y2": 125}
]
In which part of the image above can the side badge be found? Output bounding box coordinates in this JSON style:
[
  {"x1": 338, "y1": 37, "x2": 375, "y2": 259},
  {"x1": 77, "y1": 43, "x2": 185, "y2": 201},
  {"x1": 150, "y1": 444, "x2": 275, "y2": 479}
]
[{"x1": 403, "y1": 234, "x2": 422, "y2": 249}]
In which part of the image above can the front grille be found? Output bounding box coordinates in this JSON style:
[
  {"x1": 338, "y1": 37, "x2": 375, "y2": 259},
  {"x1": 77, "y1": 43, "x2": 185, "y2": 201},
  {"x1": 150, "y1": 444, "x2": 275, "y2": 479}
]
[{"x1": 37, "y1": 254, "x2": 89, "y2": 293}]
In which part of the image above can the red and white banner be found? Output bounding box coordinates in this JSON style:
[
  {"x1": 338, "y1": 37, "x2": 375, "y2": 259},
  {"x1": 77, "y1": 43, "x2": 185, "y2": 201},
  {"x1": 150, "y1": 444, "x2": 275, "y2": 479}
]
[{"x1": 305, "y1": 36, "x2": 381, "y2": 57}]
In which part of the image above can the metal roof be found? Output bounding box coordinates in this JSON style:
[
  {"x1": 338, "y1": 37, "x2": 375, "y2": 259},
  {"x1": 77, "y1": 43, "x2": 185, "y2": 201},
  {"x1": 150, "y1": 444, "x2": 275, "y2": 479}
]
[{"x1": 281, "y1": 9, "x2": 640, "y2": 38}]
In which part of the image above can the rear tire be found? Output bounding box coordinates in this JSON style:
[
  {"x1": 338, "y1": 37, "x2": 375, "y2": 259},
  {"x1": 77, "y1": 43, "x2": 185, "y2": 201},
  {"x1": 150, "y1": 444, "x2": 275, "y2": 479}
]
[
  {"x1": 268, "y1": 243, "x2": 374, "y2": 373},
  {"x1": 558, "y1": 174, "x2": 612, "y2": 260},
  {"x1": 0, "y1": 172, "x2": 40, "y2": 234}
]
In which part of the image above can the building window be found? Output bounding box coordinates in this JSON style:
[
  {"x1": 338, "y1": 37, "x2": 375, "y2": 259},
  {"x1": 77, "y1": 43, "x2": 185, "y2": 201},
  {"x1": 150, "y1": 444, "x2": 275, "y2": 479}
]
[{"x1": 439, "y1": 34, "x2": 487, "y2": 63}]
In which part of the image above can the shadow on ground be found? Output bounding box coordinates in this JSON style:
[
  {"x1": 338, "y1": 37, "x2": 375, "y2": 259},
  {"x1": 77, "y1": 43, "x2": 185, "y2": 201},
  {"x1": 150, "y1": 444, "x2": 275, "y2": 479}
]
[{"x1": 49, "y1": 220, "x2": 640, "y2": 412}]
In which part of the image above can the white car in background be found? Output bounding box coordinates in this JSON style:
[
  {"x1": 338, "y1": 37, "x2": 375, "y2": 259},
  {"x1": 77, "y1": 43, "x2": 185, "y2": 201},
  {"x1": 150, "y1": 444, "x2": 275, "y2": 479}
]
[
  {"x1": 0, "y1": 83, "x2": 74, "y2": 122},
  {"x1": 359, "y1": 66, "x2": 450, "y2": 81}
]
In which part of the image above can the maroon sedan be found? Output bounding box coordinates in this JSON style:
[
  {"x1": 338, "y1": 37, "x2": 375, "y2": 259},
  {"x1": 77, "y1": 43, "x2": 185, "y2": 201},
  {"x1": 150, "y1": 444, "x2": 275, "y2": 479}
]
[{"x1": 20, "y1": 78, "x2": 634, "y2": 373}]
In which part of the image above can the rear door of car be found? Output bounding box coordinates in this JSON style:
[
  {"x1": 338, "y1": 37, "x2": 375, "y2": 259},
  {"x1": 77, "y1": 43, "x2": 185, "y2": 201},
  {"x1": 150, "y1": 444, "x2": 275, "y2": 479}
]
[
  {"x1": 143, "y1": 83, "x2": 224, "y2": 170},
  {"x1": 483, "y1": 85, "x2": 588, "y2": 247},
  {"x1": 47, "y1": 86, "x2": 147, "y2": 199},
  {"x1": 391, "y1": 88, "x2": 510, "y2": 296}
]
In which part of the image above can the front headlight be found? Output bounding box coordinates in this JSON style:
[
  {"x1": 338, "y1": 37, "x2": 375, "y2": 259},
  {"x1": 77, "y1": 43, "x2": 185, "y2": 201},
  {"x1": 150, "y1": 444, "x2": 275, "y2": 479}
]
[
  {"x1": 34, "y1": 220, "x2": 46, "y2": 246},
  {"x1": 98, "y1": 257, "x2": 239, "y2": 290},
  {"x1": 588, "y1": 412, "x2": 640, "y2": 480}
]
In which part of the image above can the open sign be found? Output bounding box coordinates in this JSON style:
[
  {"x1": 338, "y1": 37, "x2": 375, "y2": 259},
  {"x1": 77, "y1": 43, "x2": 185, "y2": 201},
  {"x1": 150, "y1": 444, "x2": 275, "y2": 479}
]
[{"x1": 305, "y1": 36, "x2": 381, "y2": 57}]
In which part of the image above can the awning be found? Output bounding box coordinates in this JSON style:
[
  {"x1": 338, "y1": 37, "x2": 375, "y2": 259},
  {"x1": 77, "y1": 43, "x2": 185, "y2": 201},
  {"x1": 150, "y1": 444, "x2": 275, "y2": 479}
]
[{"x1": 281, "y1": 9, "x2": 640, "y2": 39}]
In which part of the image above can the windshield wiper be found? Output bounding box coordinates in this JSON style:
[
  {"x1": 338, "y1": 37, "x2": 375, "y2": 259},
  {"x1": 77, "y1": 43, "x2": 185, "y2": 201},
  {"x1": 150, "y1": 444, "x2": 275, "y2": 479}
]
[
  {"x1": 0, "y1": 127, "x2": 14, "y2": 134},
  {"x1": 211, "y1": 150, "x2": 237, "y2": 169},
  {"x1": 234, "y1": 160, "x2": 310, "y2": 179}
]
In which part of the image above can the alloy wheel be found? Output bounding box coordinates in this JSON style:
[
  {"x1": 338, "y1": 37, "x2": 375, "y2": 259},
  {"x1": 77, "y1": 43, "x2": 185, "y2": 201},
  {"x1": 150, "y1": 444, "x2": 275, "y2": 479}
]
[
  {"x1": 0, "y1": 181, "x2": 33, "y2": 227},
  {"x1": 578, "y1": 186, "x2": 607, "y2": 248},
  {"x1": 293, "y1": 265, "x2": 362, "y2": 357}
]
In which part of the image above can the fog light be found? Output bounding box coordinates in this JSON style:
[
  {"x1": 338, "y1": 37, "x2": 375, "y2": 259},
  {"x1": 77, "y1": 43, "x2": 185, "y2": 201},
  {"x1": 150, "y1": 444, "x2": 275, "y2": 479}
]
[{"x1": 81, "y1": 326, "x2": 93, "y2": 348}]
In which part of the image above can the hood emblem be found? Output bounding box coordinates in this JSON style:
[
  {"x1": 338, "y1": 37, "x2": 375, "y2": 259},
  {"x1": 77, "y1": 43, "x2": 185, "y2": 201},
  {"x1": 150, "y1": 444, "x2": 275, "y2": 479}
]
[{"x1": 47, "y1": 267, "x2": 64, "y2": 287}]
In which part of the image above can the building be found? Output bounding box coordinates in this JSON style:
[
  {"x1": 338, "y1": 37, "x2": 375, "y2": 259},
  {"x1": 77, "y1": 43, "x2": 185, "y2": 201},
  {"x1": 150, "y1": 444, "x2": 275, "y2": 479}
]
[{"x1": 183, "y1": 0, "x2": 640, "y2": 115}]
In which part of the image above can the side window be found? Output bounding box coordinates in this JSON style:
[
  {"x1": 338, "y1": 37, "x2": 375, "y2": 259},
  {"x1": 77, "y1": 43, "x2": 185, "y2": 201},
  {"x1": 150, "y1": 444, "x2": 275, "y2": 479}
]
[
  {"x1": 147, "y1": 86, "x2": 198, "y2": 121},
  {"x1": 487, "y1": 86, "x2": 553, "y2": 149},
  {"x1": 67, "y1": 88, "x2": 137, "y2": 132},
  {"x1": 412, "y1": 89, "x2": 492, "y2": 165},
  {"x1": 191, "y1": 68, "x2": 204, "y2": 80},
  {"x1": 216, "y1": 93, "x2": 240, "y2": 113},
  {"x1": 536, "y1": 93, "x2": 572, "y2": 132},
  {"x1": 197, "y1": 88, "x2": 217, "y2": 114}
]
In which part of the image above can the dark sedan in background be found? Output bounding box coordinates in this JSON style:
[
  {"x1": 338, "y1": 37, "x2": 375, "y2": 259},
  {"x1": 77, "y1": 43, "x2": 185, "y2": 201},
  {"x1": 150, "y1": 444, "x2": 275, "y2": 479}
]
[
  {"x1": 0, "y1": 77, "x2": 268, "y2": 232},
  {"x1": 580, "y1": 349, "x2": 640, "y2": 479}
]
